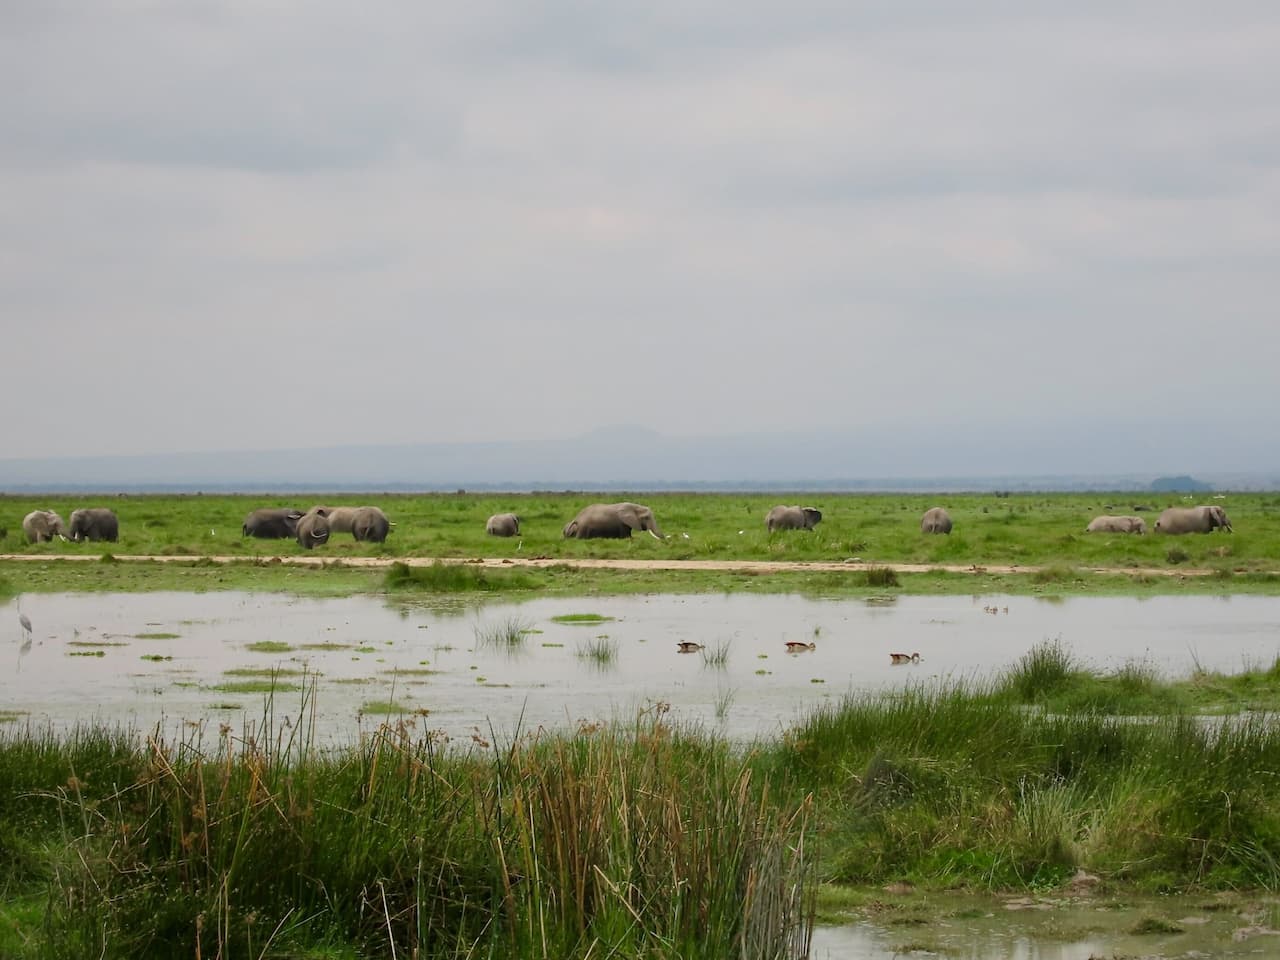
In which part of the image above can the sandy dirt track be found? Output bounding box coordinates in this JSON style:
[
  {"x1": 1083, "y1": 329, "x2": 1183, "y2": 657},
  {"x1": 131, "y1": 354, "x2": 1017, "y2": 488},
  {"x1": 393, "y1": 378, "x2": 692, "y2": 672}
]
[{"x1": 0, "y1": 554, "x2": 1228, "y2": 578}]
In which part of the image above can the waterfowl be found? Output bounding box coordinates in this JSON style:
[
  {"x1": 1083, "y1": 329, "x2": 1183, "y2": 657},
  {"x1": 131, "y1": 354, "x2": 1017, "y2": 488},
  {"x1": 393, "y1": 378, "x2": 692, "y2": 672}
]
[
  {"x1": 784, "y1": 641, "x2": 817, "y2": 653},
  {"x1": 676, "y1": 641, "x2": 704, "y2": 653},
  {"x1": 889, "y1": 652, "x2": 921, "y2": 664}
]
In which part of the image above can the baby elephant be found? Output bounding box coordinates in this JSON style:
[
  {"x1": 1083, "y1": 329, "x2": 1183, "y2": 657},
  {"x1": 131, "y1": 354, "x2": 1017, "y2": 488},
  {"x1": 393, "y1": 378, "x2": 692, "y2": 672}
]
[
  {"x1": 486, "y1": 513, "x2": 520, "y2": 537},
  {"x1": 920, "y1": 507, "x2": 952, "y2": 534},
  {"x1": 766, "y1": 506, "x2": 822, "y2": 532},
  {"x1": 69, "y1": 507, "x2": 119, "y2": 542},
  {"x1": 23, "y1": 509, "x2": 68, "y2": 543},
  {"x1": 1086, "y1": 515, "x2": 1147, "y2": 535}
]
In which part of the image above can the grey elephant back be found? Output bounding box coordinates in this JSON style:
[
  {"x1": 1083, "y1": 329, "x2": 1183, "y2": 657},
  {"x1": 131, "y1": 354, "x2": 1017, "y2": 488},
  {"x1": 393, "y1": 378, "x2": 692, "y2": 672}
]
[
  {"x1": 311, "y1": 506, "x2": 363, "y2": 537},
  {"x1": 243, "y1": 508, "x2": 303, "y2": 539},
  {"x1": 23, "y1": 510, "x2": 66, "y2": 543},
  {"x1": 295, "y1": 512, "x2": 330, "y2": 549},
  {"x1": 1155, "y1": 505, "x2": 1232, "y2": 535},
  {"x1": 486, "y1": 513, "x2": 520, "y2": 537},
  {"x1": 921, "y1": 507, "x2": 952, "y2": 534},
  {"x1": 351, "y1": 506, "x2": 391, "y2": 543},
  {"x1": 766, "y1": 505, "x2": 822, "y2": 532},
  {"x1": 69, "y1": 507, "x2": 119, "y2": 542},
  {"x1": 564, "y1": 502, "x2": 663, "y2": 539}
]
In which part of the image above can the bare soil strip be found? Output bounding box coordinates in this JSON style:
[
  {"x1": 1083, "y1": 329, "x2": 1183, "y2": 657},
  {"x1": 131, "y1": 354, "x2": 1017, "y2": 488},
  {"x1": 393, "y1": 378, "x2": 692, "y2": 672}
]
[{"x1": 0, "y1": 554, "x2": 1225, "y2": 578}]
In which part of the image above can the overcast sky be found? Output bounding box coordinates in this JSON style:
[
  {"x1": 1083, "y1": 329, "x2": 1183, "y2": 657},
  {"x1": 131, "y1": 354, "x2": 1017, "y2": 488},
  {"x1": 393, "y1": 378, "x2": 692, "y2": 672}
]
[{"x1": 3, "y1": 1, "x2": 1277, "y2": 463}]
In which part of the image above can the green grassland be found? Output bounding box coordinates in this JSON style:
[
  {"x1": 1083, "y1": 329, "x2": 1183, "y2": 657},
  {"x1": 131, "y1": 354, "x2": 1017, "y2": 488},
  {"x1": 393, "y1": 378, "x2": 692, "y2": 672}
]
[
  {"x1": 7, "y1": 645, "x2": 1280, "y2": 957},
  {"x1": 1, "y1": 491, "x2": 1277, "y2": 595}
]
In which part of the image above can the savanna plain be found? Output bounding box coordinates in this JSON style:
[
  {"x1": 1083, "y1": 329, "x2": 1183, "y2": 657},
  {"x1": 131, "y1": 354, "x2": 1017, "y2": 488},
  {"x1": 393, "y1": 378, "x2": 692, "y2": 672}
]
[{"x1": 3, "y1": 491, "x2": 1280, "y2": 958}]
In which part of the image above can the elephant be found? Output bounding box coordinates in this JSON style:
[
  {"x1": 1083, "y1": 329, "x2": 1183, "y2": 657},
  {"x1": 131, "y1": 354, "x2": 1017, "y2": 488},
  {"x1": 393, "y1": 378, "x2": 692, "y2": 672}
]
[
  {"x1": 303, "y1": 505, "x2": 357, "y2": 534},
  {"x1": 69, "y1": 507, "x2": 119, "y2": 542},
  {"x1": 351, "y1": 506, "x2": 391, "y2": 543},
  {"x1": 486, "y1": 513, "x2": 521, "y2": 537},
  {"x1": 563, "y1": 502, "x2": 664, "y2": 540},
  {"x1": 23, "y1": 510, "x2": 68, "y2": 543},
  {"x1": 1154, "y1": 505, "x2": 1232, "y2": 535},
  {"x1": 920, "y1": 507, "x2": 953, "y2": 534},
  {"x1": 765, "y1": 505, "x2": 822, "y2": 532},
  {"x1": 242, "y1": 508, "x2": 304, "y2": 539},
  {"x1": 295, "y1": 511, "x2": 330, "y2": 549},
  {"x1": 1086, "y1": 515, "x2": 1147, "y2": 535}
]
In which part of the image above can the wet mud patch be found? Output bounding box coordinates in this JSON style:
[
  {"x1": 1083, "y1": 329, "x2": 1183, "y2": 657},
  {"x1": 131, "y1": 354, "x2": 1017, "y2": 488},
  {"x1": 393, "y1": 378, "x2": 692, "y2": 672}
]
[
  {"x1": 223, "y1": 668, "x2": 307, "y2": 678},
  {"x1": 211, "y1": 680, "x2": 303, "y2": 695}
]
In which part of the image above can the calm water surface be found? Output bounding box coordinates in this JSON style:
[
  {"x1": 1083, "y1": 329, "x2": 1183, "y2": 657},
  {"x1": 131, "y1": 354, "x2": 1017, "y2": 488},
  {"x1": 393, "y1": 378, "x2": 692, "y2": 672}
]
[{"x1": 3, "y1": 592, "x2": 1277, "y2": 742}]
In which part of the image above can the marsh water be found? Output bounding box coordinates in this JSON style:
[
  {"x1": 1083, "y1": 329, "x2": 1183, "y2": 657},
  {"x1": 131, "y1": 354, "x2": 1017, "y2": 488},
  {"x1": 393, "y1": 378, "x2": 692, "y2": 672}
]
[
  {"x1": 4, "y1": 592, "x2": 1280, "y2": 743},
  {"x1": 5, "y1": 590, "x2": 1280, "y2": 959},
  {"x1": 808, "y1": 890, "x2": 1280, "y2": 958}
]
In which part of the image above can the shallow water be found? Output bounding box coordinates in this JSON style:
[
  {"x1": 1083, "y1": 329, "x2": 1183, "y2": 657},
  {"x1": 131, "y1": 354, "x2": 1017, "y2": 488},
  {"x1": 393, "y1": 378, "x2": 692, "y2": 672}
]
[
  {"x1": 3, "y1": 592, "x2": 1279, "y2": 744},
  {"x1": 811, "y1": 890, "x2": 1280, "y2": 958}
]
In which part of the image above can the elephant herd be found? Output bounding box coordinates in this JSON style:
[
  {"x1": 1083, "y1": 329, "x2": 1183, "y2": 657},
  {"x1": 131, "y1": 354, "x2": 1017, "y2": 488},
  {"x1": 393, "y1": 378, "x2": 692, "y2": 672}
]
[
  {"x1": 22, "y1": 508, "x2": 118, "y2": 543},
  {"x1": 1084, "y1": 505, "x2": 1232, "y2": 536},
  {"x1": 17, "y1": 499, "x2": 1236, "y2": 550},
  {"x1": 242, "y1": 506, "x2": 392, "y2": 549},
  {"x1": 478, "y1": 502, "x2": 666, "y2": 540},
  {"x1": 766, "y1": 504, "x2": 956, "y2": 535}
]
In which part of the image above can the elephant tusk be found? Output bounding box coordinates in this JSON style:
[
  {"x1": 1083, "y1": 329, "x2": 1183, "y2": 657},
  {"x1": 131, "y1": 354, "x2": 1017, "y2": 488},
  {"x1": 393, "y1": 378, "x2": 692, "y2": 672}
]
[{"x1": 647, "y1": 529, "x2": 662, "y2": 540}]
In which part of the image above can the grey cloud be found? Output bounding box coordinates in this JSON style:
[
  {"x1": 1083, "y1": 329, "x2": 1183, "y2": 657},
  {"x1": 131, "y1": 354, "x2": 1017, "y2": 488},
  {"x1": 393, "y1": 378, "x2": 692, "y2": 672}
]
[{"x1": 2, "y1": 1, "x2": 1278, "y2": 468}]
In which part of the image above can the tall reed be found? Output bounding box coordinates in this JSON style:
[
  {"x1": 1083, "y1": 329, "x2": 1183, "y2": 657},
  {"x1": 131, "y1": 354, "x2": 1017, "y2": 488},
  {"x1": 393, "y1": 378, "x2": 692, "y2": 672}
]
[{"x1": 31, "y1": 690, "x2": 812, "y2": 959}]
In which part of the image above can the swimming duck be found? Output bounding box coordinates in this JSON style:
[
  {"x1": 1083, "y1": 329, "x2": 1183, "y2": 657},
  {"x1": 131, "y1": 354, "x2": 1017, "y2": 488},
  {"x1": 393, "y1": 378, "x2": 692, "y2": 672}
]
[
  {"x1": 676, "y1": 641, "x2": 704, "y2": 653},
  {"x1": 889, "y1": 652, "x2": 921, "y2": 664},
  {"x1": 784, "y1": 641, "x2": 817, "y2": 653}
]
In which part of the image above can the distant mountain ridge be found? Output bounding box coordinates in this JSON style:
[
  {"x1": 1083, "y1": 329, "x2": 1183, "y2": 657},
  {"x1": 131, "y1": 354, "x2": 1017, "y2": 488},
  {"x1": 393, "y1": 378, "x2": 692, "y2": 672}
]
[{"x1": 1, "y1": 422, "x2": 1277, "y2": 493}]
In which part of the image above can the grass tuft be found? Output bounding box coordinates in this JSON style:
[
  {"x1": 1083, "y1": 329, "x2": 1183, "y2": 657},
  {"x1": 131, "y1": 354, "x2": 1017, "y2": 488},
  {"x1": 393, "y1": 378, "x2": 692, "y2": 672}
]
[
  {"x1": 862, "y1": 566, "x2": 901, "y2": 588},
  {"x1": 551, "y1": 612, "x2": 616, "y2": 624},
  {"x1": 1001, "y1": 638, "x2": 1080, "y2": 701},
  {"x1": 575, "y1": 635, "x2": 619, "y2": 667},
  {"x1": 385, "y1": 560, "x2": 536, "y2": 592},
  {"x1": 701, "y1": 639, "x2": 731, "y2": 668},
  {"x1": 474, "y1": 616, "x2": 534, "y2": 651}
]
